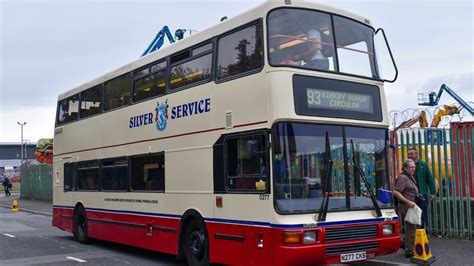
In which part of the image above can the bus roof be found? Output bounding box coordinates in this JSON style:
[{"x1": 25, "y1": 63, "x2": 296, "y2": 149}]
[{"x1": 58, "y1": 0, "x2": 371, "y2": 101}]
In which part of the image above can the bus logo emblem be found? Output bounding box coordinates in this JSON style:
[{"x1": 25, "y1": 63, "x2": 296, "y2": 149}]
[{"x1": 155, "y1": 100, "x2": 169, "y2": 131}]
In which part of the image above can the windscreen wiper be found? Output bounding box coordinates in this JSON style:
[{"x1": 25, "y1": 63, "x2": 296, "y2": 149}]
[
  {"x1": 350, "y1": 140, "x2": 382, "y2": 217},
  {"x1": 317, "y1": 132, "x2": 333, "y2": 221}
]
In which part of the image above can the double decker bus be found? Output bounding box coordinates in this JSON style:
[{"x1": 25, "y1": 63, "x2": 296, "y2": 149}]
[{"x1": 52, "y1": 1, "x2": 399, "y2": 264}]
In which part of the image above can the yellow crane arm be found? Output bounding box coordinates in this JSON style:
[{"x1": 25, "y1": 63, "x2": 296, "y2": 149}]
[
  {"x1": 430, "y1": 105, "x2": 460, "y2": 128},
  {"x1": 394, "y1": 111, "x2": 427, "y2": 131}
]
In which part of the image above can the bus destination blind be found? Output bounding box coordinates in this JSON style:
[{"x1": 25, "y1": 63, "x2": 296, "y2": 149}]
[
  {"x1": 306, "y1": 88, "x2": 373, "y2": 113},
  {"x1": 293, "y1": 75, "x2": 382, "y2": 121}
]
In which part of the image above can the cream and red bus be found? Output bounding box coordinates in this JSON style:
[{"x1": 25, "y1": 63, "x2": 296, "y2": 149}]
[{"x1": 52, "y1": 0, "x2": 400, "y2": 264}]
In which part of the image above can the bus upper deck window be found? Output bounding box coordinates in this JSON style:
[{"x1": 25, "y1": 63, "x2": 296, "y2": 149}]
[
  {"x1": 80, "y1": 85, "x2": 103, "y2": 119},
  {"x1": 268, "y1": 9, "x2": 336, "y2": 72},
  {"x1": 333, "y1": 15, "x2": 377, "y2": 78},
  {"x1": 192, "y1": 43, "x2": 212, "y2": 56},
  {"x1": 57, "y1": 94, "x2": 79, "y2": 125},
  {"x1": 268, "y1": 8, "x2": 379, "y2": 79},
  {"x1": 104, "y1": 74, "x2": 131, "y2": 111},
  {"x1": 150, "y1": 61, "x2": 167, "y2": 73},
  {"x1": 217, "y1": 22, "x2": 263, "y2": 80},
  {"x1": 171, "y1": 51, "x2": 190, "y2": 65}
]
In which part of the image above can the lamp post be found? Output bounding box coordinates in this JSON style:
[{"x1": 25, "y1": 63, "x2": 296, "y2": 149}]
[
  {"x1": 23, "y1": 139, "x2": 29, "y2": 164},
  {"x1": 17, "y1": 122, "x2": 26, "y2": 165}
]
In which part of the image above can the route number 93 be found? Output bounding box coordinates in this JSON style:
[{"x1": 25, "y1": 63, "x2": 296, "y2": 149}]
[{"x1": 307, "y1": 89, "x2": 321, "y2": 105}]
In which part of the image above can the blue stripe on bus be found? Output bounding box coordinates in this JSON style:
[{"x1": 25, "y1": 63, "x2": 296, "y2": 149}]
[
  {"x1": 53, "y1": 205, "x2": 397, "y2": 228},
  {"x1": 85, "y1": 207, "x2": 182, "y2": 219},
  {"x1": 53, "y1": 205, "x2": 74, "y2": 209},
  {"x1": 205, "y1": 217, "x2": 272, "y2": 227}
]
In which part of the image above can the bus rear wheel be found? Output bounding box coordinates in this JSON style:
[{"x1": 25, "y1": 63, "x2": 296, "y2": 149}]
[
  {"x1": 184, "y1": 219, "x2": 209, "y2": 266},
  {"x1": 73, "y1": 207, "x2": 90, "y2": 244}
]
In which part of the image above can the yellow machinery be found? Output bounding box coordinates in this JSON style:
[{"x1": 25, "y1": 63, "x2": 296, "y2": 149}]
[
  {"x1": 430, "y1": 105, "x2": 460, "y2": 128},
  {"x1": 394, "y1": 110, "x2": 428, "y2": 131},
  {"x1": 35, "y1": 138, "x2": 53, "y2": 164}
]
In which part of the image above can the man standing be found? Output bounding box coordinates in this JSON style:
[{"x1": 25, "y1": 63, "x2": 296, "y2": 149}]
[
  {"x1": 2, "y1": 176, "x2": 12, "y2": 197},
  {"x1": 408, "y1": 147, "x2": 437, "y2": 228}
]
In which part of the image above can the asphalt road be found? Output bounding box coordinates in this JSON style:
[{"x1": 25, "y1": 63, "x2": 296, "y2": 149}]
[
  {"x1": 0, "y1": 207, "x2": 185, "y2": 265},
  {"x1": 2, "y1": 201, "x2": 473, "y2": 265}
]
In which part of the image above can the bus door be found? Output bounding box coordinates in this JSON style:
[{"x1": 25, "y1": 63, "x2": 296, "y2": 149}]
[
  {"x1": 213, "y1": 131, "x2": 272, "y2": 264},
  {"x1": 52, "y1": 156, "x2": 76, "y2": 230}
]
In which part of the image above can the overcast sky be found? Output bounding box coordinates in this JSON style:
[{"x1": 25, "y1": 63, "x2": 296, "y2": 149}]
[{"x1": 0, "y1": 0, "x2": 472, "y2": 143}]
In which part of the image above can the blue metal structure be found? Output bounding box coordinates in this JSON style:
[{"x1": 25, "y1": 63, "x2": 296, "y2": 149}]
[
  {"x1": 141, "y1": 26, "x2": 186, "y2": 57},
  {"x1": 418, "y1": 84, "x2": 474, "y2": 115}
]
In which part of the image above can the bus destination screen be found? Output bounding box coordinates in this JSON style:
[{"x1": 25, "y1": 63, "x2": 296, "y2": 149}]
[
  {"x1": 293, "y1": 75, "x2": 382, "y2": 121},
  {"x1": 306, "y1": 88, "x2": 373, "y2": 113}
]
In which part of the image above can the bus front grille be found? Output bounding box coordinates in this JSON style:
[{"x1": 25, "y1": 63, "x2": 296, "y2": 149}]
[
  {"x1": 326, "y1": 241, "x2": 378, "y2": 255},
  {"x1": 325, "y1": 225, "x2": 377, "y2": 243}
]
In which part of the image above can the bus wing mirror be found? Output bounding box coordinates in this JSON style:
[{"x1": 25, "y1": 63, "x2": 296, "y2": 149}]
[{"x1": 374, "y1": 28, "x2": 398, "y2": 83}]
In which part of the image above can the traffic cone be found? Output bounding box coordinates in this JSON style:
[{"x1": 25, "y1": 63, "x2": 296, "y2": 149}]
[
  {"x1": 410, "y1": 228, "x2": 435, "y2": 265},
  {"x1": 11, "y1": 200, "x2": 19, "y2": 212}
]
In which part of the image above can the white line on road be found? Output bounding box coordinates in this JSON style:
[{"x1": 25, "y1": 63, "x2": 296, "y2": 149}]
[
  {"x1": 2, "y1": 233, "x2": 15, "y2": 238},
  {"x1": 66, "y1": 256, "x2": 87, "y2": 263}
]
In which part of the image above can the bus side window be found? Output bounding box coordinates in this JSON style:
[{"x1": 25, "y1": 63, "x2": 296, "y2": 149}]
[
  {"x1": 225, "y1": 133, "x2": 268, "y2": 192},
  {"x1": 80, "y1": 84, "x2": 103, "y2": 119},
  {"x1": 64, "y1": 162, "x2": 77, "y2": 191},
  {"x1": 169, "y1": 53, "x2": 212, "y2": 91},
  {"x1": 102, "y1": 158, "x2": 128, "y2": 191},
  {"x1": 104, "y1": 73, "x2": 131, "y2": 111},
  {"x1": 131, "y1": 152, "x2": 165, "y2": 192},
  {"x1": 57, "y1": 94, "x2": 79, "y2": 125},
  {"x1": 133, "y1": 67, "x2": 167, "y2": 102},
  {"x1": 77, "y1": 160, "x2": 100, "y2": 191},
  {"x1": 216, "y1": 21, "x2": 263, "y2": 80}
]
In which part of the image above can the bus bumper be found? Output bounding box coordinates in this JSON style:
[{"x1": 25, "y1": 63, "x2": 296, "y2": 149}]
[{"x1": 272, "y1": 236, "x2": 400, "y2": 265}]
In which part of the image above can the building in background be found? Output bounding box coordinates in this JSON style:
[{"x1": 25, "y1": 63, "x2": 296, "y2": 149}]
[{"x1": 0, "y1": 142, "x2": 37, "y2": 178}]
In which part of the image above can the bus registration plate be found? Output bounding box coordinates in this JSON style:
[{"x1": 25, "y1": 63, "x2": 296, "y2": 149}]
[{"x1": 340, "y1": 251, "x2": 366, "y2": 263}]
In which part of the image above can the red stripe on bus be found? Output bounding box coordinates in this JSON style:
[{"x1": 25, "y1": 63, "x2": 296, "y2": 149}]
[
  {"x1": 54, "y1": 120, "x2": 268, "y2": 157},
  {"x1": 52, "y1": 207, "x2": 399, "y2": 265}
]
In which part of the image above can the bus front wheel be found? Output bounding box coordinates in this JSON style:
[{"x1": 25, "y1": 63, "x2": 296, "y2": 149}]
[
  {"x1": 184, "y1": 219, "x2": 209, "y2": 266},
  {"x1": 73, "y1": 206, "x2": 90, "y2": 244}
]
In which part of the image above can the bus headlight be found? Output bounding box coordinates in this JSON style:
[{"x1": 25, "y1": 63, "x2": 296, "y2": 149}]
[
  {"x1": 303, "y1": 231, "x2": 317, "y2": 244},
  {"x1": 383, "y1": 224, "x2": 394, "y2": 235}
]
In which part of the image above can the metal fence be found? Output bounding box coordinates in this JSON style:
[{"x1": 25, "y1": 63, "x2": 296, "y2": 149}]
[
  {"x1": 392, "y1": 122, "x2": 473, "y2": 240},
  {"x1": 20, "y1": 164, "x2": 53, "y2": 201}
]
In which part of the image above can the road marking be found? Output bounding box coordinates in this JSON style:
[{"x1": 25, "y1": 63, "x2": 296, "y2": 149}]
[
  {"x1": 3, "y1": 251, "x2": 107, "y2": 265},
  {"x1": 2, "y1": 233, "x2": 15, "y2": 238},
  {"x1": 66, "y1": 256, "x2": 87, "y2": 263}
]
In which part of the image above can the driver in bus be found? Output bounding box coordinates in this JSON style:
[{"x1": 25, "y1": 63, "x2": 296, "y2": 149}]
[{"x1": 292, "y1": 29, "x2": 329, "y2": 70}]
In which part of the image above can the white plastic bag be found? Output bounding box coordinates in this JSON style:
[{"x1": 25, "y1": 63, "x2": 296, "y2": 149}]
[{"x1": 405, "y1": 205, "x2": 422, "y2": 225}]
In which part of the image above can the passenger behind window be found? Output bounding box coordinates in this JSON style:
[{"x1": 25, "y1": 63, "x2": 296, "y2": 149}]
[
  {"x1": 292, "y1": 29, "x2": 329, "y2": 70},
  {"x1": 145, "y1": 168, "x2": 163, "y2": 190},
  {"x1": 273, "y1": 48, "x2": 298, "y2": 65},
  {"x1": 122, "y1": 95, "x2": 130, "y2": 106}
]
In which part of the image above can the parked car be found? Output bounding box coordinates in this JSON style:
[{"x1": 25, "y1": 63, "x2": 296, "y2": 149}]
[{"x1": 10, "y1": 175, "x2": 21, "y2": 182}]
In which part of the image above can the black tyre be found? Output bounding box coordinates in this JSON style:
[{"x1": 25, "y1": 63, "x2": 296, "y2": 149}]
[
  {"x1": 73, "y1": 206, "x2": 90, "y2": 244},
  {"x1": 183, "y1": 219, "x2": 209, "y2": 266}
]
